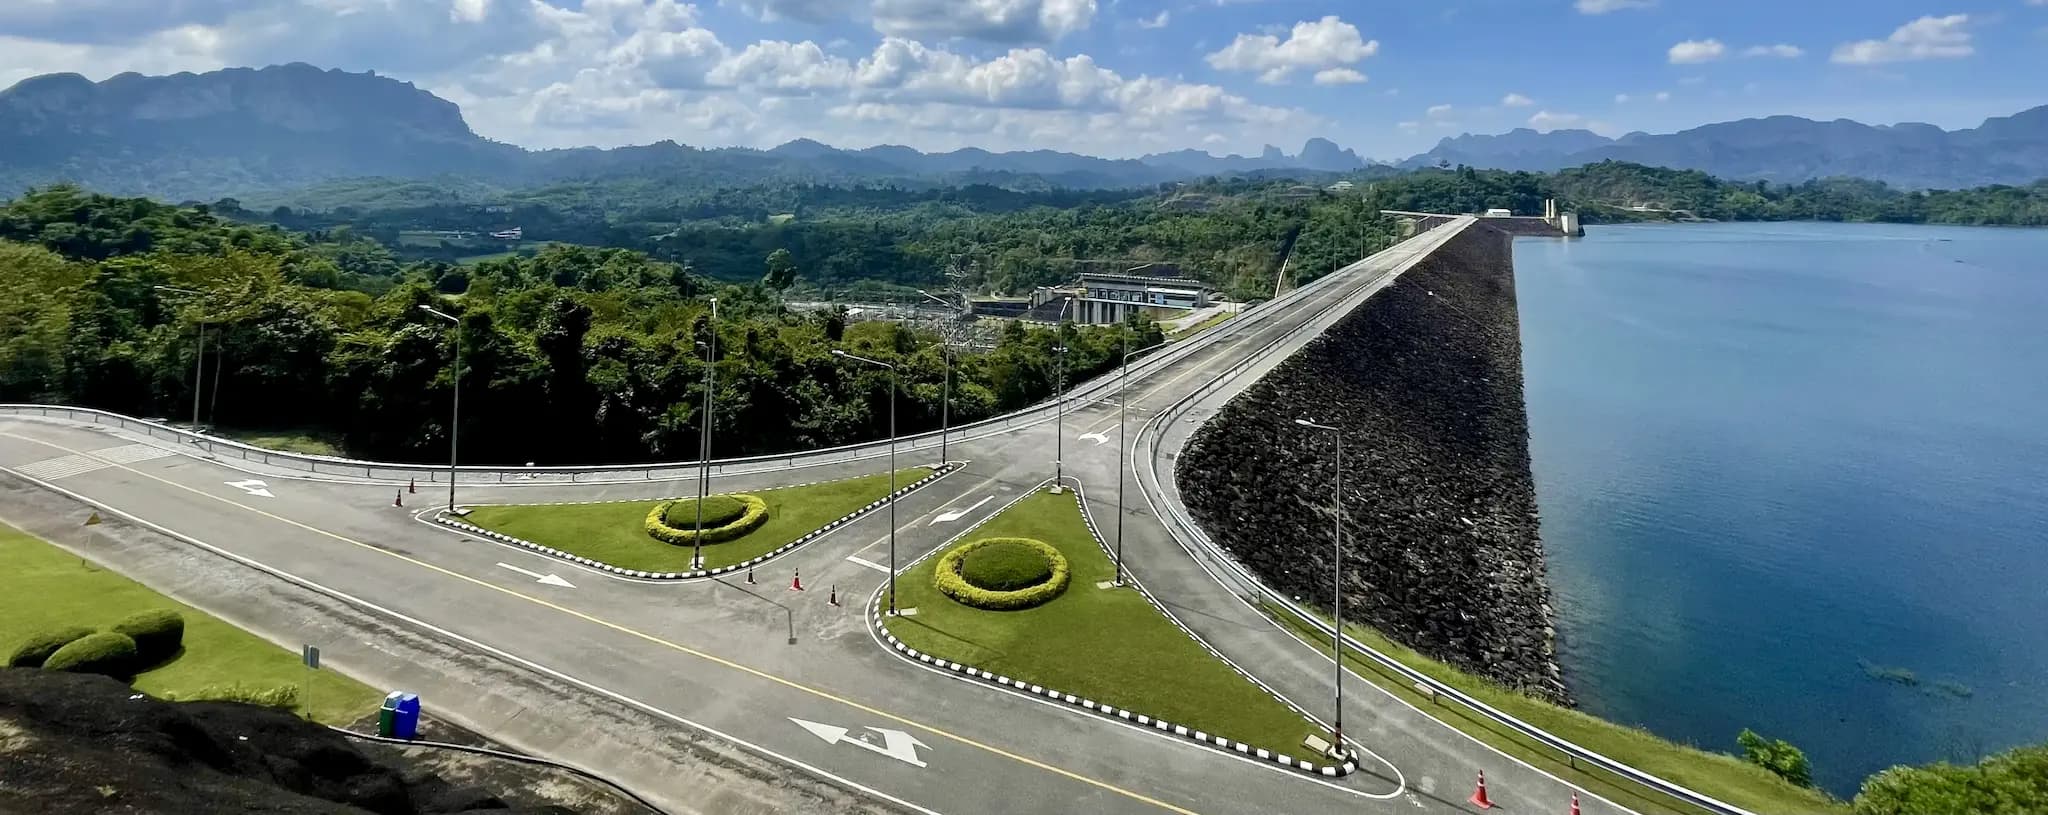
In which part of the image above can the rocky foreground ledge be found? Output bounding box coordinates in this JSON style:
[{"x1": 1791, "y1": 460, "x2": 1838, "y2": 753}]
[{"x1": 1177, "y1": 224, "x2": 1569, "y2": 703}]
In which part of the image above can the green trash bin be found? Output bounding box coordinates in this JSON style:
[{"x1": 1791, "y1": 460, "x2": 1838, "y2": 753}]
[{"x1": 377, "y1": 691, "x2": 402, "y2": 737}]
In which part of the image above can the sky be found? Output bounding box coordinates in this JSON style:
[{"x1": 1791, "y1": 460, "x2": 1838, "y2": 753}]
[{"x1": 3, "y1": 0, "x2": 2045, "y2": 161}]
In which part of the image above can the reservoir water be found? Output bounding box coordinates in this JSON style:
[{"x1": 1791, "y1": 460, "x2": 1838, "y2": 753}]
[{"x1": 1512, "y1": 222, "x2": 2048, "y2": 797}]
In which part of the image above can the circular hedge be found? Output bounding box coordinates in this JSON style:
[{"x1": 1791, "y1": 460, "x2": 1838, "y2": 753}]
[
  {"x1": 7, "y1": 626, "x2": 94, "y2": 668},
  {"x1": 112, "y1": 609, "x2": 185, "y2": 666},
  {"x1": 43, "y1": 631, "x2": 137, "y2": 677},
  {"x1": 662, "y1": 495, "x2": 750, "y2": 530},
  {"x1": 960, "y1": 540, "x2": 1055, "y2": 591},
  {"x1": 935, "y1": 537, "x2": 1069, "y2": 610},
  {"x1": 646, "y1": 493, "x2": 768, "y2": 547}
]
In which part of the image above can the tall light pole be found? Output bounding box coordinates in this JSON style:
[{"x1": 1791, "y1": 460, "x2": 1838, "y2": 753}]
[
  {"x1": 419, "y1": 306, "x2": 463, "y2": 512},
  {"x1": 694, "y1": 297, "x2": 718, "y2": 570},
  {"x1": 155, "y1": 285, "x2": 207, "y2": 431},
  {"x1": 1052, "y1": 295, "x2": 1074, "y2": 487},
  {"x1": 1113, "y1": 337, "x2": 1167, "y2": 586},
  {"x1": 834, "y1": 349, "x2": 899, "y2": 615},
  {"x1": 1294, "y1": 417, "x2": 1347, "y2": 756},
  {"x1": 916, "y1": 290, "x2": 958, "y2": 465}
]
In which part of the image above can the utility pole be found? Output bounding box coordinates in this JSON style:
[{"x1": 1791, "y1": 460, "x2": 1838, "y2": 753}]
[
  {"x1": 833, "y1": 350, "x2": 900, "y2": 615},
  {"x1": 1295, "y1": 417, "x2": 1347, "y2": 756},
  {"x1": 916, "y1": 290, "x2": 959, "y2": 466},
  {"x1": 419, "y1": 306, "x2": 463, "y2": 512},
  {"x1": 694, "y1": 297, "x2": 718, "y2": 571},
  {"x1": 155, "y1": 286, "x2": 207, "y2": 431},
  {"x1": 1114, "y1": 337, "x2": 1167, "y2": 586},
  {"x1": 1053, "y1": 295, "x2": 1074, "y2": 488}
]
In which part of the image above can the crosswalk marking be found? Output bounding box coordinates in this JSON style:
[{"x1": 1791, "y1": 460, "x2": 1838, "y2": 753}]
[{"x1": 13, "y1": 443, "x2": 174, "y2": 480}]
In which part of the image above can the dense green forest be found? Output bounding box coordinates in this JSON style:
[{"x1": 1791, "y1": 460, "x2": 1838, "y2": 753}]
[{"x1": 0, "y1": 187, "x2": 1163, "y2": 465}]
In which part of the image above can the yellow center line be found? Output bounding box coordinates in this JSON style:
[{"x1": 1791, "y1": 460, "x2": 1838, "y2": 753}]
[{"x1": 0, "y1": 430, "x2": 1199, "y2": 815}]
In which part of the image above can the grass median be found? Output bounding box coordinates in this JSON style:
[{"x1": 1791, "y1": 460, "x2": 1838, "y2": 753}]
[
  {"x1": 461, "y1": 468, "x2": 932, "y2": 572},
  {"x1": 1263, "y1": 602, "x2": 1848, "y2": 815},
  {"x1": 0, "y1": 523, "x2": 382, "y2": 724},
  {"x1": 883, "y1": 489, "x2": 1323, "y2": 758}
]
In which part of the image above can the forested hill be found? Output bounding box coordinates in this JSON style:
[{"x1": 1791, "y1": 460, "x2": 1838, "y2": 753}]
[{"x1": 0, "y1": 187, "x2": 1168, "y2": 465}]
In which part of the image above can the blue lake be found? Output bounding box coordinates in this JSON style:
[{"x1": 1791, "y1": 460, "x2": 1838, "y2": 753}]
[{"x1": 1512, "y1": 221, "x2": 2048, "y2": 796}]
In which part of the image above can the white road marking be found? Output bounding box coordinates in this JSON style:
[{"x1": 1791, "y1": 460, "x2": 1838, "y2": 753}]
[
  {"x1": 931, "y1": 496, "x2": 992, "y2": 524},
  {"x1": 496, "y1": 562, "x2": 577, "y2": 588},
  {"x1": 846, "y1": 555, "x2": 893, "y2": 575},
  {"x1": 1078, "y1": 431, "x2": 1109, "y2": 446},
  {"x1": 225, "y1": 479, "x2": 275, "y2": 498},
  {"x1": 790, "y1": 717, "x2": 931, "y2": 768},
  {"x1": 14, "y1": 443, "x2": 172, "y2": 480}
]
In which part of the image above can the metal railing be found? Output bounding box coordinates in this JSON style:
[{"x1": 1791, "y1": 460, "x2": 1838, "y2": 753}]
[
  {"x1": 0, "y1": 218, "x2": 1432, "y2": 486},
  {"x1": 1134, "y1": 218, "x2": 1757, "y2": 815}
]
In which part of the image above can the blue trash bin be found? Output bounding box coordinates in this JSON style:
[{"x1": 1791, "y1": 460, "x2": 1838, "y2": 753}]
[{"x1": 391, "y1": 692, "x2": 420, "y2": 740}]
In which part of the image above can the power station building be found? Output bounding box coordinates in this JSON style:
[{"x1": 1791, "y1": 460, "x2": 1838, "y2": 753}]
[{"x1": 1073, "y1": 267, "x2": 1212, "y2": 324}]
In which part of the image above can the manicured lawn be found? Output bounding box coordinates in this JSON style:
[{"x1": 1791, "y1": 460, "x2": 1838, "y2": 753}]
[
  {"x1": 1264, "y1": 603, "x2": 1849, "y2": 815},
  {"x1": 883, "y1": 489, "x2": 1322, "y2": 758},
  {"x1": 1168, "y1": 310, "x2": 1234, "y2": 341},
  {"x1": 462, "y1": 468, "x2": 932, "y2": 572},
  {"x1": 0, "y1": 523, "x2": 382, "y2": 724}
]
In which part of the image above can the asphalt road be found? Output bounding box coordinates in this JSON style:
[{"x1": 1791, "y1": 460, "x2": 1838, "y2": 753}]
[{"x1": 0, "y1": 219, "x2": 1638, "y2": 815}]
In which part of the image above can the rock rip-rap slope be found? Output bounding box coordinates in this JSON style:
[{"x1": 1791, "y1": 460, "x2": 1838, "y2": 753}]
[{"x1": 1177, "y1": 224, "x2": 1568, "y2": 702}]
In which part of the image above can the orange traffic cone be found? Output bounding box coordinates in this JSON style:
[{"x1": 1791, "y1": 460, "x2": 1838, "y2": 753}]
[
  {"x1": 1469, "y1": 772, "x2": 1494, "y2": 810},
  {"x1": 790, "y1": 569, "x2": 804, "y2": 591},
  {"x1": 408, "y1": 478, "x2": 417, "y2": 494},
  {"x1": 394, "y1": 490, "x2": 403, "y2": 508},
  {"x1": 1570, "y1": 792, "x2": 1581, "y2": 815}
]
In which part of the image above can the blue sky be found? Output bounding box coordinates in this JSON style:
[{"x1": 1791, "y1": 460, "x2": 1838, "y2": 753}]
[{"x1": 3, "y1": 0, "x2": 2044, "y2": 160}]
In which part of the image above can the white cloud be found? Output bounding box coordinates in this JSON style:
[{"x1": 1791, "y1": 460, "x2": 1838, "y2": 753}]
[
  {"x1": 1426, "y1": 103, "x2": 1453, "y2": 118},
  {"x1": 726, "y1": 0, "x2": 848, "y2": 24},
  {"x1": 1831, "y1": 15, "x2": 1973, "y2": 64},
  {"x1": 1667, "y1": 38, "x2": 1726, "y2": 64},
  {"x1": 451, "y1": 0, "x2": 490, "y2": 23},
  {"x1": 1313, "y1": 67, "x2": 1366, "y2": 85},
  {"x1": 871, "y1": 0, "x2": 1097, "y2": 43},
  {"x1": 1654, "y1": 90, "x2": 1671, "y2": 102},
  {"x1": 1204, "y1": 15, "x2": 1378, "y2": 84},
  {"x1": 1742, "y1": 43, "x2": 1803, "y2": 58},
  {"x1": 1528, "y1": 110, "x2": 1585, "y2": 130},
  {"x1": 1501, "y1": 92, "x2": 1534, "y2": 107},
  {"x1": 1575, "y1": 0, "x2": 1654, "y2": 13},
  {"x1": 1396, "y1": 120, "x2": 1419, "y2": 132},
  {"x1": 1137, "y1": 10, "x2": 1168, "y2": 29},
  {"x1": 1614, "y1": 93, "x2": 1631, "y2": 103}
]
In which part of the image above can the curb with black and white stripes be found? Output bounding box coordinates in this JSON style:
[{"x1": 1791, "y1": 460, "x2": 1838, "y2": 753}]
[
  {"x1": 869, "y1": 479, "x2": 1359, "y2": 779},
  {"x1": 432, "y1": 463, "x2": 962, "y2": 581}
]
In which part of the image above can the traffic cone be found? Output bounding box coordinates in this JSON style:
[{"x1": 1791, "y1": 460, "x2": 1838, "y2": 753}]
[
  {"x1": 408, "y1": 478, "x2": 417, "y2": 494},
  {"x1": 394, "y1": 490, "x2": 403, "y2": 508},
  {"x1": 829, "y1": 584, "x2": 839, "y2": 606},
  {"x1": 1570, "y1": 792, "x2": 1581, "y2": 815},
  {"x1": 1468, "y1": 772, "x2": 1494, "y2": 810},
  {"x1": 790, "y1": 569, "x2": 804, "y2": 591},
  {"x1": 746, "y1": 566, "x2": 756, "y2": 585}
]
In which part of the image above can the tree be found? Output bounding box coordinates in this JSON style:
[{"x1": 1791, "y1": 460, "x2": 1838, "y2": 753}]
[
  {"x1": 763, "y1": 248, "x2": 797, "y2": 290},
  {"x1": 1738, "y1": 728, "x2": 1815, "y2": 788},
  {"x1": 1854, "y1": 743, "x2": 2048, "y2": 815}
]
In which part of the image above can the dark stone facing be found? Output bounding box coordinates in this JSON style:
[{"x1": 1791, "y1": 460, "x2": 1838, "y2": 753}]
[{"x1": 1177, "y1": 224, "x2": 1570, "y2": 703}]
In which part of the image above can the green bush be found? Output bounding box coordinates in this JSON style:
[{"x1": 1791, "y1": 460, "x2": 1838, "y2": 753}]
[
  {"x1": 1854, "y1": 743, "x2": 2048, "y2": 815},
  {"x1": 7, "y1": 626, "x2": 95, "y2": 668},
  {"x1": 645, "y1": 494, "x2": 768, "y2": 547},
  {"x1": 110, "y1": 609, "x2": 185, "y2": 665},
  {"x1": 960, "y1": 540, "x2": 1055, "y2": 591},
  {"x1": 42, "y1": 632, "x2": 138, "y2": 677},
  {"x1": 1738, "y1": 728, "x2": 1815, "y2": 788},
  {"x1": 662, "y1": 495, "x2": 750, "y2": 530},
  {"x1": 935, "y1": 538, "x2": 1070, "y2": 610},
  {"x1": 163, "y1": 683, "x2": 302, "y2": 710}
]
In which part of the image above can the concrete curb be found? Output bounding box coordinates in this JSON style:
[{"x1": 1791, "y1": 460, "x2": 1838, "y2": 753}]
[
  {"x1": 867, "y1": 480, "x2": 1359, "y2": 779},
  {"x1": 432, "y1": 463, "x2": 962, "y2": 580}
]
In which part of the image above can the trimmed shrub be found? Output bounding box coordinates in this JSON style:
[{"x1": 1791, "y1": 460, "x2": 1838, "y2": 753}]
[
  {"x1": 646, "y1": 493, "x2": 768, "y2": 547},
  {"x1": 42, "y1": 631, "x2": 138, "y2": 677},
  {"x1": 662, "y1": 495, "x2": 749, "y2": 530},
  {"x1": 935, "y1": 538, "x2": 1070, "y2": 610},
  {"x1": 163, "y1": 683, "x2": 302, "y2": 710},
  {"x1": 960, "y1": 540, "x2": 1055, "y2": 591},
  {"x1": 110, "y1": 609, "x2": 185, "y2": 666},
  {"x1": 7, "y1": 626, "x2": 95, "y2": 668}
]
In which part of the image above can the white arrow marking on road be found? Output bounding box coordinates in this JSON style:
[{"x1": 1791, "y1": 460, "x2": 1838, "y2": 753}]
[
  {"x1": 1078, "y1": 431, "x2": 1109, "y2": 446},
  {"x1": 931, "y1": 496, "x2": 993, "y2": 524},
  {"x1": 495, "y1": 562, "x2": 576, "y2": 588},
  {"x1": 790, "y1": 717, "x2": 930, "y2": 767},
  {"x1": 224, "y1": 479, "x2": 275, "y2": 498}
]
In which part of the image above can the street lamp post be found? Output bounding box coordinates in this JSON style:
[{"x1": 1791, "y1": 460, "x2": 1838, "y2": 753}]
[
  {"x1": 419, "y1": 306, "x2": 463, "y2": 512},
  {"x1": 833, "y1": 349, "x2": 899, "y2": 615},
  {"x1": 154, "y1": 286, "x2": 207, "y2": 431},
  {"x1": 916, "y1": 289, "x2": 961, "y2": 466},
  {"x1": 1113, "y1": 337, "x2": 1168, "y2": 587},
  {"x1": 1294, "y1": 417, "x2": 1347, "y2": 757},
  {"x1": 1052, "y1": 295, "x2": 1074, "y2": 487},
  {"x1": 694, "y1": 298, "x2": 718, "y2": 571}
]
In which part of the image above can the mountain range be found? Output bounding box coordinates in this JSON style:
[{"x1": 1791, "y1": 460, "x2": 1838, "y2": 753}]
[{"x1": 2, "y1": 63, "x2": 2045, "y2": 202}]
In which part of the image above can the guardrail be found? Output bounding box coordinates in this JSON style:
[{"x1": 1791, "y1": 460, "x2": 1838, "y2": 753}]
[
  {"x1": 0, "y1": 218, "x2": 1438, "y2": 486},
  {"x1": 1134, "y1": 218, "x2": 1758, "y2": 815}
]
